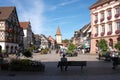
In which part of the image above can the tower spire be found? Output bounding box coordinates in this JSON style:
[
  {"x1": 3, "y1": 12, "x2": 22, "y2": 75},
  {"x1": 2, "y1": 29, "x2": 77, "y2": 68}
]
[{"x1": 56, "y1": 26, "x2": 61, "y2": 35}]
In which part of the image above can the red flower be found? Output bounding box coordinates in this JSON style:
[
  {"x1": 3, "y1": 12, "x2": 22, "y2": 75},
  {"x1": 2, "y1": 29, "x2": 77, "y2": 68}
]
[
  {"x1": 107, "y1": 31, "x2": 112, "y2": 35},
  {"x1": 115, "y1": 30, "x2": 120, "y2": 34},
  {"x1": 101, "y1": 32, "x2": 105, "y2": 36},
  {"x1": 94, "y1": 33, "x2": 98, "y2": 37},
  {"x1": 107, "y1": 16, "x2": 111, "y2": 20},
  {"x1": 115, "y1": 14, "x2": 120, "y2": 18},
  {"x1": 9, "y1": 28, "x2": 12, "y2": 33},
  {"x1": 100, "y1": 18, "x2": 104, "y2": 22},
  {"x1": 94, "y1": 20, "x2": 98, "y2": 23}
]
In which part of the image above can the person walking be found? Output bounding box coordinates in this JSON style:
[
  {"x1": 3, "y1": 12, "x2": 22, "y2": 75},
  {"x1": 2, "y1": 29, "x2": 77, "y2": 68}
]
[{"x1": 111, "y1": 49, "x2": 119, "y2": 69}]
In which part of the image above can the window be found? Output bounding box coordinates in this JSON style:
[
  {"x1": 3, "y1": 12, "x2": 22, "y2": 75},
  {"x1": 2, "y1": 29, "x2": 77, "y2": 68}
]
[
  {"x1": 116, "y1": 7, "x2": 120, "y2": 14},
  {"x1": 108, "y1": 23, "x2": 112, "y2": 31},
  {"x1": 101, "y1": 12, "x2": 104, "y2": 18},
  {"x1": 96, "y1": 26, "x2": 98, "y2": 33},
  {"x1": 102, "y1": 25, "x2": 105, "y2": 32},
  {"x1": 117, "y1": 22, "x2": 120, "y2": 30},
  {"x1": 95, "y1": 14, "x2": 98, "y2": 20},
  {"x1": 108, "y1": 10, "x2": 112, "y2": 16}
]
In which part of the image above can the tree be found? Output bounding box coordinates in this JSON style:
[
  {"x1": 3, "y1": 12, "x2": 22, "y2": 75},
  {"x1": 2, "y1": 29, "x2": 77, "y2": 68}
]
[
  {"x1": 98, "y1": 39, "x2": 108, "y2": 55},
  {"x1": 115, "y1": 41, "x2": 120, "y2": 50},
  {"x1": 68, "y1": 43, "x2": 76, "y2": 52}
]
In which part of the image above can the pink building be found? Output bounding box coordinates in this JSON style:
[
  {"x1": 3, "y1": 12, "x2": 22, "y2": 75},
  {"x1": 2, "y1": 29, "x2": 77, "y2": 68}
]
[{"x1": 90, "y1": 0, "x2": 120, "y2": 54}]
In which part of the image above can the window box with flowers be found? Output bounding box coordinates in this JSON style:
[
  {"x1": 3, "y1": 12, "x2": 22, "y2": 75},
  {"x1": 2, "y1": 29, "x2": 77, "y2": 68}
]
[
  {"x1": 115, "y1": 14, "x2": 120, "y2": 18},
  {"x1": 107, "y1": 16, "x2": 111, "y2": 20},
  {"x1": 107, "y1": 31, "x2": 112, "y2": 35},
  {"x1": 100, "y1": 18, "x2": 104, "y2": 22},
  {"x1": 101, "y1": 32, "x2": 105, "y2": 36},
  {"x1": 94, "y1": 20, "x2": 98, "y2": 23},
  {"x1": 94, "y1": 33, "x2": 98, "y2": 37},
  {"x1": 115, "y1": 29, "x2": 120, "y2": 34},
  {"x1": 8, "y1": 28, "x2": 13, "y2": 33}
]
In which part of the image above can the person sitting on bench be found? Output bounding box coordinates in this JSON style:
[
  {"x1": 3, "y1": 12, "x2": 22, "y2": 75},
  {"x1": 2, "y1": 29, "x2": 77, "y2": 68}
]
[{"x1": 60, "y1": 54, "x2": 68, "y2": 71}]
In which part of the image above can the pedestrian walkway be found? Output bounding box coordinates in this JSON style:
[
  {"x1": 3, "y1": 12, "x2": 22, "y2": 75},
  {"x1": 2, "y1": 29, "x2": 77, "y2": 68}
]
[{"x1": 0, "y1": 50, "x2": 120, "y2": 80}]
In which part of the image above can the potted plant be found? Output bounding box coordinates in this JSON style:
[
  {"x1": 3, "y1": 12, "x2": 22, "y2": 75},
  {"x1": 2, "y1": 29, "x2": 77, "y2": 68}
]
[{"x1": 98, "y1": 39, "x2": 108, "y2": 56}]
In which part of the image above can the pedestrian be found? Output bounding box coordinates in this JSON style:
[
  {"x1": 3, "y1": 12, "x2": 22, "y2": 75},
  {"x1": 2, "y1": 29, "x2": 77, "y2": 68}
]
[
  {"x1": 111, "y1": 49, "x2": 119, "y2": 69},
  {"x1": 60, "y1": 54, "x2": 68, "y2": 71}
]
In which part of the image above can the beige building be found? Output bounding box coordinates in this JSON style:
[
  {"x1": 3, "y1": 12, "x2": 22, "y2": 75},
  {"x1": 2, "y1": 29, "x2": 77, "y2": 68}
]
[
  {"x1": 90, "y1": 0, "x2": 120, "y2": 54},
  {"x1": 0, "y1": 6, "x2": 23, "y2": 53}
]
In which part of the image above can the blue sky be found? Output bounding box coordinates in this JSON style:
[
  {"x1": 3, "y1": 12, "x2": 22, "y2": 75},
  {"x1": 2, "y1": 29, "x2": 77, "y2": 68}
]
[{"x1": 0, "y1": 0, "x2": 97, "y2": 39}]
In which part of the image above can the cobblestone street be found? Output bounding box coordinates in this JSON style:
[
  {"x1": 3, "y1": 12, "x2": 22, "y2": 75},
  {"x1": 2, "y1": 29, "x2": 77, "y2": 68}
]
[{"x1": 0, "y1": 50, "x2": 120, "y2": 80}]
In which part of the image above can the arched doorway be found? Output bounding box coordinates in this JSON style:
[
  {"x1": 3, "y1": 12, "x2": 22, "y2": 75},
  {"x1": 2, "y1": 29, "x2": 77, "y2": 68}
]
[
  {"x1": 109, "y1": 38, "x2": 113, "y2": 48},
  {"x1": 6, "y1": 45, "x2": 9, "y2": 54},
  {"x1": 96, "y1": 40, "x2": 99, "y2": 47}
]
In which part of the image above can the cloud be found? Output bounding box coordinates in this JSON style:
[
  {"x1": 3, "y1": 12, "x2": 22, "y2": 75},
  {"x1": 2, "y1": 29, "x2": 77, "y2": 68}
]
[
  {"x1": 49, "y1": 0, "x2": 79, "y2": 11},
  {"x1": 58, "y1": 0, "x2": 79, "y2": 6},
  {"x1": 11, "y1": 0, "x2": 45, "y2": 34}
]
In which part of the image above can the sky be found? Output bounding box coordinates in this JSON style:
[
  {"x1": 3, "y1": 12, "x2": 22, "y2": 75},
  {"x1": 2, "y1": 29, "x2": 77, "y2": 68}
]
[{"x1": 0, "y1": 0, "x2": 97, "y2": 40}]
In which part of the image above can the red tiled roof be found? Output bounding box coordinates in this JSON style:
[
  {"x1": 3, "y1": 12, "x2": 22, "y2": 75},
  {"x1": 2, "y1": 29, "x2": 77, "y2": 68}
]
[
  {"x1": 0, "y1": 6, "x2": 15, "y2": 20},
  {"x1": 20, "y1": 22, "x2": 30, "y2": 29},
  {"x1": 89, "y1": 0, "x2": 113, "y2": 10}
]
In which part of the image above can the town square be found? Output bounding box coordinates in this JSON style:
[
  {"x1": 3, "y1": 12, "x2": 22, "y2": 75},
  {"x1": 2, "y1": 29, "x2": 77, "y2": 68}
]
[{"x1": 0, "y1": 0, "x2": 120, "y2": 80}]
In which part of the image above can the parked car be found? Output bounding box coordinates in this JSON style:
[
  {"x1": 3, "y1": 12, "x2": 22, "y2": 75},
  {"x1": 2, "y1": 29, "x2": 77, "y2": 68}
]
[{"x1": 33, "y1": 49, "x2": 40, "y2": 53}]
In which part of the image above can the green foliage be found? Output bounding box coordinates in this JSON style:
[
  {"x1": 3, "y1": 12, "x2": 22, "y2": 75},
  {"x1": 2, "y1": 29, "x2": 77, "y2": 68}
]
[
  {"x1": 98, "y1": 39, "x2": 108, "y2": 54},
  {"x1": 41, "y1": 48, "x2": 48, "y2": 54},
  {"x1": 9, "y1": 59, "x2": 45, "y2": 71},
  {"x1": 115, "y1": 41, "x2": 120, "y2": 50},
  {"x1": 68, "y1": 43, "x2": 76, "y2": 52},
  {"x1": 28, "y1": 46, "x2": 35, "y2": 52},
  {"x1": 23, "y1": 50, "x2": 32, "y2": 58}
]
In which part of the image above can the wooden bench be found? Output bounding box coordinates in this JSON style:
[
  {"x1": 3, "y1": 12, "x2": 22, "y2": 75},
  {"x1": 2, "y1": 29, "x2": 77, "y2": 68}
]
[{"x1": 57, "y1": 61, "x2": 87, "y2": 71}]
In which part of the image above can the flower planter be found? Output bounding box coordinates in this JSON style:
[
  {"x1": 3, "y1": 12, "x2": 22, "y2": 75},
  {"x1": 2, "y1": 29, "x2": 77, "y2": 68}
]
[
  {"x1": 115, "y1": 30, "x2": 120, "y2": 34},
  {"x1": 94, "y1": 20, "x2": 98, "y2": 23},
  {"x1": 115, "y1": 14, "x2": 120, "y2": 18},
  {"x1": 107, "y1": 31, "x2": 112, "y2": 35},
  {"x1": 107, "y1": 16, "x2": 111, "y2": 20},
  {"x1": 101, "y1": 32, "x2": 105, "y2": 36},
  {"x1": 100, "y1": 18, "x2": 104, "y2": 22},
  {"x1": 94, "y1": 33, "x2": 98, "y2": 37}
]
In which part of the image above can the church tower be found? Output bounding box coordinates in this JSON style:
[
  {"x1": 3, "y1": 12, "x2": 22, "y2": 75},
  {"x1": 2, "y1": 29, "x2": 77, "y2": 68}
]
[{"x1": 55, "y1": 26, "x2": 62, "y2": 45}]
